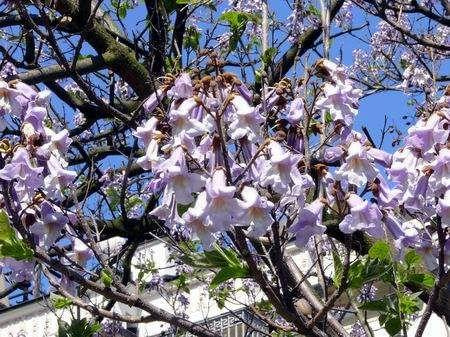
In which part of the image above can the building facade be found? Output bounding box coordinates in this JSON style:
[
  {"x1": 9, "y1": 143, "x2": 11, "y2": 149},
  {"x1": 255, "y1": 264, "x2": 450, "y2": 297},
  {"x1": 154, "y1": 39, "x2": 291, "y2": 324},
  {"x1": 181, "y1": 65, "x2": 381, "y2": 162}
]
[{"x1": 0, "y1": 239, "x2": 447, "y2": 337}]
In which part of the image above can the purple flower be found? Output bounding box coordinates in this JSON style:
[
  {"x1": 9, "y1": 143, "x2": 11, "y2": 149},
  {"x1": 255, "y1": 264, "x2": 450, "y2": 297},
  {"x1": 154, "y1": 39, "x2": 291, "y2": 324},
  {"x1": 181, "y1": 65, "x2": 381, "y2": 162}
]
[
  {"x1": 0, "y1": 147, "x2": 43, "y2": 189},
  {"x1": 349, "y1": 322, "x2": 367, "y2": 337},
  {"x1": 437, "y1": 190, "x2": 450, "y2": 227},
  {"x1": 388, "y1": 148, "x2": 419, "y2": 185},
  {"x1": 136, "y1": 139, "x2": 161, "y2": 170},
  {"x1": 236, "y1": 82, "x2": 253, "y2": 102},
  {"x1": 339, "y1": 194, "x2": 384, "y2": 238},
  {"x1": 38, "y1": 129, "x2": 72, "y2": 158},
  {"x1": 0, "y1": 258, "x2": 34, "y2": 283},
  {"x1": 289, "y1": 199, "x2": 326, "y2": 247},
  {"x1": 168, "y1": 98, "x2": 208, "y2": 137},
  {"x1": 143, "y1": 88, "x2": 166, "y2": 114},
  {"x1": 370, "y1": 176, "x2": 400, "y2": 209},
  {"x1": 260, "y1": 141, "x2": 302, "y2": 193},
  {"x1": 229, "y1": 95, "x2": 265, "y2": 141},
  {"x1": 45, "y1": 155, "x2": 77, "y2": 189},
  {"x1": 403, "y1": 173, "x2": 430, "y2": 212},
  {"x1": 429, "y1": 147, "x2": 450, "y2": 196},
  {"x1": 182, "y1": 192, "x2": 216, "y2": 248},
  {"x1": 323, "y1": 146, "x2": 344, "y2": 163},
  {"x1": 23, "y1": 105, "x2": 47, "y2": 135},
  {"x1": 367, "y1": 147, "x2": 392, "y2": 167},
  {"x1": 167, "y1": 73, "x2": 193, "y2": 99},
  {"x1": 30, "y1": 201, "x2": 67, "y2": 246},
  {"x1": 236, "y1": 186, "x2": 274, "y2": 237},
  {"x1": 204, "y1": 169, "x2": 242, "y2": 231},
  {"x1": 405, "y1": 113, "x2": 448, "y2": 155},
  {"x1": 316, "y1": 82, "x2": 362, "y2": 127},
  {"x1": 148, "y1": 274, "x2": 163, "y2": 290},
  {"x1": 133, "y1": 117, "x2": 161, "y2": 147},
  {"x1": 286, "y1": 98, "x2": 304, "y2": 124},
  {"x1": 158, "y1": 147, "x2": 204, "y2": 204},
  {"x1": 70, "y1": 238, "x2": 93, "y2": 266},
  {"x1": 335, "y1": 141, "x2": 378, "y2": 187},
  {"x1": 149, "y1": 190, "x2": 185, "y2": 230},
  {"x1": 357, "y1": 283, "x2": 377, "y2": 302}
]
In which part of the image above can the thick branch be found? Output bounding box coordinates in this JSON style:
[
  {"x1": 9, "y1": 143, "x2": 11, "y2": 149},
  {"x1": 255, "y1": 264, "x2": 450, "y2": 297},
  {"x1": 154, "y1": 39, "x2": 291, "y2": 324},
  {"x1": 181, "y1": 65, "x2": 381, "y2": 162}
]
[{"x1": 18, "y1": 56, "x2": 106, "y2": 84}]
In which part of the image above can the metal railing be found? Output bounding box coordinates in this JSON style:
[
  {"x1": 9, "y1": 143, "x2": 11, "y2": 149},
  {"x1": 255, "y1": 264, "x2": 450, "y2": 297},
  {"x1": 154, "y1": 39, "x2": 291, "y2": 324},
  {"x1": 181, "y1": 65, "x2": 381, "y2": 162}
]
[{"x1": 149, "y1": 310, "x2": 268, "y2": 337}]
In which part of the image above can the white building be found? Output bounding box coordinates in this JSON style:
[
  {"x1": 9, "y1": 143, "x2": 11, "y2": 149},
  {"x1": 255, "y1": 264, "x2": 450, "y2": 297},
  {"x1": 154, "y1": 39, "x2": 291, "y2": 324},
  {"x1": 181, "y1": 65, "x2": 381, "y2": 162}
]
[{"x1": 0, "y1": 239, "x2": 447, "y2": 337}]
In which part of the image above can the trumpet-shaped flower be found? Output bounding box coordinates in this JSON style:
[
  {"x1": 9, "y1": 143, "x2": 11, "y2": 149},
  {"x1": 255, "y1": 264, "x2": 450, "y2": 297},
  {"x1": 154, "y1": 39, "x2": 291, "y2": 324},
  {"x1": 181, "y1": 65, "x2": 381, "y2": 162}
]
[
  {"x1": 260, "y1": 141, "x2": 302, "y2": 193},
  {"x1": 159, "y1": 148, "x2": 204, "y2": 204},
  {"x1": 204, "y1": 169, "x2": 242, "y2": 231},
  {"x1": 236, "y1": 186, "x2": 274, "y2": 237},
  {"x1": 289, "y1": 199, "x2": 326, "y2": 247},
  {"x1": 0, "y1": 147, "x2": 43, "y2": 189},
  {"x1": 335, "y1": 141, "x2": 378, "y2": 187},
  {"x1": 228, "y1": 95, "x2": 265, "y2": 141},
  {"x1": 339, "y1": 194, "x2": 383, "y2": 238},
  {"x1": 167, "y1": 73, "x2": 193, "y2": 99}
]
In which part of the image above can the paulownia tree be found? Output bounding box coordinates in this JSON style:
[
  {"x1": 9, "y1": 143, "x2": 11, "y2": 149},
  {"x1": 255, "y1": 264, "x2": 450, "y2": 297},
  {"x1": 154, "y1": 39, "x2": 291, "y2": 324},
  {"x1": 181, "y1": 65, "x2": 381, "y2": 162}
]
[{"x1": 0, "y1": 0, "x2": 448, "y2": 336}]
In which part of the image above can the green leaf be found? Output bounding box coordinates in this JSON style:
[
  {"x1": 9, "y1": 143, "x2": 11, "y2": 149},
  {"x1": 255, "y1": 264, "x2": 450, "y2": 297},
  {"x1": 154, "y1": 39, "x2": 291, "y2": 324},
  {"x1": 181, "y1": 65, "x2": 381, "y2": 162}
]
[
  {"x1": 384, "y1": 317, "x2": 402, "y2": 336},
  {"x1": 52, "y1": 296, "x2": 73, "y2": 309},
  {"x1": 0, "y1": 210, "x2": 14, "y2": 244},
  {"x1": 100, "y1": 269, "x2": 113, "y2": 288},
  {"x1": 306, "y1": 4, "x2": 321, "y2": 17},
  {"x1": 184, "y1": 27, "x2": 201, "y2": 50},
  {"x1": 261, "y1": 47, "x2": 277, "y2": 67},
  {"x1": 58, "y1": 318, "x2": 101, "y2": 337},
  {"x1": 332, "y1": 251, "x2": 343, "y2": 287},
  {"x1": 407, "y1": 273, "x2": 435, "y2": 289},
  {"x1": 125, "y1": 195, "x2": 143, "y2": 212},
  {"x1": 106, "y1": 187, "x2": 121, "y2": 212},
  {"x1": 359, "y1": 299, "x2": 389, "y2": 312},
  {"x1": 210, "y1": 265, "x2": 249, "y2": 289},
  {"x1": 177, "y1": 203, "x2": 192, "y2": 217},
  {"x1": 0, "y1": 238, "x2": 34, "y2": 261},
  {"x1": 325, "y1": 110, "x2": 333, "y2": 124},
  {"x1": 172, "y1": 273, "x2": 190, "y2": 293},
  {"x1": 404, "y1": 250, "x2": 421, "y2": 269},
  {"x1": 219, "y1": 11, "x2": 260, "y2": 52},
  {"x1": 118, "y1": 5, "x2": 127, "y2": 19},
  {"x1": 368, "y1": 241, "x2": 391, "y2": 262},
  {"x1": 347, "y1": 260, "x2": 365, "y2": 289},
  {"x1": 399, "y1": 293, "x2": 421, "y2": 315}
]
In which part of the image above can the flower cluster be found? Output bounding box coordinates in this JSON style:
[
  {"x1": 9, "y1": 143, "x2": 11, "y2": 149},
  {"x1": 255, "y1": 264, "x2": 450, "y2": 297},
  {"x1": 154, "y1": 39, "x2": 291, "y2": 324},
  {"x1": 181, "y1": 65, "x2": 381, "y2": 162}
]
[
  {"x1": 0, "y1": 79, "x2": 89, "y2": 282},
  {"x1": 135, "y1": 59, "x2": 448, "y2": 273}
]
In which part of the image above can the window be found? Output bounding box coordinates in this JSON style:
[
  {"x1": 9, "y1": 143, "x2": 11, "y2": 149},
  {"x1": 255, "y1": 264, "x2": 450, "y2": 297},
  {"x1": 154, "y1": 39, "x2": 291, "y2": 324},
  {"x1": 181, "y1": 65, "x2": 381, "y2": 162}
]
[{"x1": 150, "y1": 310, "x2": 268, "y2": 337}]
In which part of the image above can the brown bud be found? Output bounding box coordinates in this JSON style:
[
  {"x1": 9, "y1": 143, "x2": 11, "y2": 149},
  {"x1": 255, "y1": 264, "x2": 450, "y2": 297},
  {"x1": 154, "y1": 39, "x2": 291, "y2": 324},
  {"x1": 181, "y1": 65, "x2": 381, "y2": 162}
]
[
  {"x1": 314, "y1": 163, "x2": 328, "y2": 177},
  {"x1": 22, "y1": 212, "x2": 36, "y2": 228},
  {"x1": 310, "y1": 123, "x2": 323, "y2": 135},
  {"x1": 295, "y1": 298, "x2": 313, "y2": 317},
  {"x1": 33, "y1": 192, "x2": 45, "y2": 204},
  {"x1": 0, "y1": 139, "x2": 11, "y2": 153},
  {"x1": 274, "y1": 130, "x2": 286, "y2": 141}
]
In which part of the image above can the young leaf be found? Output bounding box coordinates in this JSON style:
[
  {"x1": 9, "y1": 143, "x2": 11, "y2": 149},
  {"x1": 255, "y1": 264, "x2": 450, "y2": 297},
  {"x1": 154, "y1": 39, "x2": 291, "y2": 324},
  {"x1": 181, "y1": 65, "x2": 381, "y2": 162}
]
[
  {"x1": 358, "y1": 299, "x2": 389, "y2": 312},
  {"x1": 261, "y1": 47, "x2": 277, "y2": 67},
  {"x1": 100, "y1": 269, "x2": 113, "y2": 288},
  {"x1": 368, "y1": 241, "x2": 391, "y2": 262},
  {"x1": 384, "y1": 317, "x2": 402, "y2": 336},
  {"x1": 404, "y1": 250, "x2": 421, "y2": 269},
  {"x1": 332, "y1": 251, "x2": 343, "y2": 287},
  {"x1": 407, "y1": 273, "x2": 435, "y2": 289},
  {"x1": 0, "y1": 210, "x2": 14, "y2": 244},
  {"x1": 0, "y1": 238, "x2": 34, "y2": 261},
  {"x1": 52, "y1": 296, "x2": 73, "y2": 309},
  {"x1": 210, "y1": 265, "x2": 249, "y2": 289}
]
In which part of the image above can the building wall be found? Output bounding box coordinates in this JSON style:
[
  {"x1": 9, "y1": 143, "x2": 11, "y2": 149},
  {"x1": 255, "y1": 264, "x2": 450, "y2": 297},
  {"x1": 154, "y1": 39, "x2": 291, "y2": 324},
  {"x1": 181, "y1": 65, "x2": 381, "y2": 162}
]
[{"x1": 0, "y1": 239, "x2": 447, "y2": 337}]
